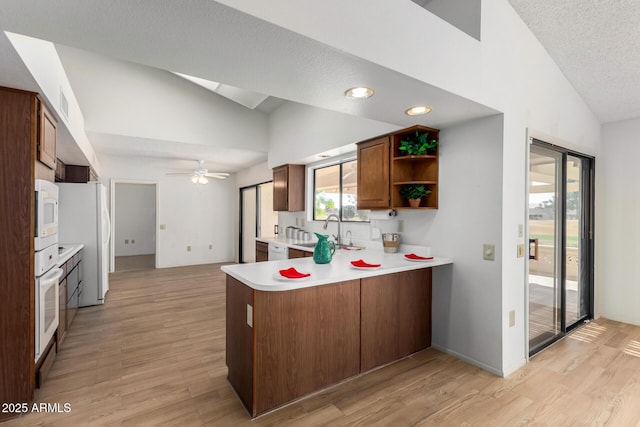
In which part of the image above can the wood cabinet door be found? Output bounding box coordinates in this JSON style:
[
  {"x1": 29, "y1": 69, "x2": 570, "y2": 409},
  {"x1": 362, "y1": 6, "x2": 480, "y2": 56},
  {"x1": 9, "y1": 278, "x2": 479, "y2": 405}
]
[
  {"x1": 57, "y1": 279, "x2": 67, "y2": 346},
  {"x1": 38, "y1": 102, "x2": 57, "y2": 170},
  {"x1": 255, "y1": 241, "x2": 269, "y2": 262},
  {"x1": 273, "y1": 164, "x2": 305, "y2": 212},
  {"x1": 398, "y1": 268, "x2": 432, "y2": 357},
  {"x1": 288, "y1": 248, "x2": 309, "y2": 259},
  {"x1": 360, "y1": 274, "x2": 399, "y2": 372},
  {"x1": 357, "y1": 136, "x2": 390, "y2": 209}
]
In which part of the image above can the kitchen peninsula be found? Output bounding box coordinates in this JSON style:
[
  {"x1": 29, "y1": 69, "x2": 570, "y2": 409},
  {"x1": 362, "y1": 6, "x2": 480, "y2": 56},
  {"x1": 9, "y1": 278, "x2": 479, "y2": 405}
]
[{"x1": 222, "y1": 250, "x2": 452, "y2": 417}]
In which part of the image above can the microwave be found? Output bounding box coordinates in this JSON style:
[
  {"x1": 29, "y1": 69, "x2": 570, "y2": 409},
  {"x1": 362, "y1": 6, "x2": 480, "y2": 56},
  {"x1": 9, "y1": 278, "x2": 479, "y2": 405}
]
[{"x1": 35, "y1": 179, "x2": 59, "y2": 251}]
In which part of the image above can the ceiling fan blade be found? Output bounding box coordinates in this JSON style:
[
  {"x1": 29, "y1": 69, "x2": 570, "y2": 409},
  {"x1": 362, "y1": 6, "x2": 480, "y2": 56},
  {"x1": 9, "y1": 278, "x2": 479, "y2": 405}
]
[
  {"x1": 166, "y1": 172, "x2": 195, "y2": 176},
  {"x1": 204, "y1": 173, "x2": 229, "y2": 180}
]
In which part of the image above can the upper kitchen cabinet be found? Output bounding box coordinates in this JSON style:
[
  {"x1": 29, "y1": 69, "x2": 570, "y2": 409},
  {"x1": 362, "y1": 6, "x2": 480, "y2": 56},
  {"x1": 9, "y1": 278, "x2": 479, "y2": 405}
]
[
  {"x1": 37, "y1": 101, "x2": 57, "y2": 170},
  {"x1": 357, "y1": 125, "x2": 440, "y2": 210},
  {"x1": 357, "y1": 136, "x2": 390, "y2": 209},
  {"x1": 273, "y1": 164, "x2": 305, "y2": 212}
]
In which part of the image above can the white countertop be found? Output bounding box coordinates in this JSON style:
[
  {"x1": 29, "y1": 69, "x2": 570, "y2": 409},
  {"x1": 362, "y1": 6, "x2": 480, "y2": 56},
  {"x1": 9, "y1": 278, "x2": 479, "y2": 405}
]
[
  {"x1": 57, "y1": 243, "x2": 84, "y2": 266},
  {"x1": 222, "y1": 248, "x2": 452, "y2": 292}
]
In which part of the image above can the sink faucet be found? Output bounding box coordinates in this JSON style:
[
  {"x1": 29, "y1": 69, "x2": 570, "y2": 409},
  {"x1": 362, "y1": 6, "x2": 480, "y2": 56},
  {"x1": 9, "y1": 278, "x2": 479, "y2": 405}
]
[{"x1": 323, "y1": 214, "x2": 342, "y2": 246}]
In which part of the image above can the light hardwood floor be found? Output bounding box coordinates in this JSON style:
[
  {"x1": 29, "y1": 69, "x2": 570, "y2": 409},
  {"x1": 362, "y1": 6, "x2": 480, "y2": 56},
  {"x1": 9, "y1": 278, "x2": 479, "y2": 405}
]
[{"x1": 5, "y1": 263, "x2": 640, "y2": 426}]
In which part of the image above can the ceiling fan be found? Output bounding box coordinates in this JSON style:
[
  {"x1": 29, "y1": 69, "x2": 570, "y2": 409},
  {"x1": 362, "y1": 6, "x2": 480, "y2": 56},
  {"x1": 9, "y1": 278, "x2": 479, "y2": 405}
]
[{"x1": 166, "y1": 160, "x2": 230, "y2": 184}]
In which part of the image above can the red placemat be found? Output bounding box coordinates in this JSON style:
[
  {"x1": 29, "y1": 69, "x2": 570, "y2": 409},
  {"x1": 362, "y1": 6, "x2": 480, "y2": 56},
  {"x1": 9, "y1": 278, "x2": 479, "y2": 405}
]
[
  {"x1": 279, "y1": 267, "x2": 311, "y2": 279},
  {"x1": 351, "y1": 259, "x2": 381, "y2": 268}
]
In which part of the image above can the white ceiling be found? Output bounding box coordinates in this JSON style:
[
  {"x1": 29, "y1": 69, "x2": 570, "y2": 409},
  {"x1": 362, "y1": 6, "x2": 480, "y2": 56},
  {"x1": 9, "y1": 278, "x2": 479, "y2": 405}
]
[
  {"x1": 1, "y1": 1, "x2": 637, "y2": 171},
  {"x1": 509, "y1": 0, "x2": 640, "y2": 124},
  {"x1": 0, "y1": 0, "x2": 496, "y2": 170}
]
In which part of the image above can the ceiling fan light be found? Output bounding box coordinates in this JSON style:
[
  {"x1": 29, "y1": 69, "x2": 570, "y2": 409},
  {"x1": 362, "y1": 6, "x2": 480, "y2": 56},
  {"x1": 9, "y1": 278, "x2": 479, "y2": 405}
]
[
  {"x1": 191, "y1": 176, "x2": 199, "y2": 183},
  {"x1": 199, "y1": 176, "x2": 209, "y2": 184}
]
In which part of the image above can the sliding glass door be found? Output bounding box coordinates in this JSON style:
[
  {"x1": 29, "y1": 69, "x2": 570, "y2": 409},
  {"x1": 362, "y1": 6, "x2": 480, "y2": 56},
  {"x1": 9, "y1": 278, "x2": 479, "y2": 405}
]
[
  {"x1": 239, "y1": 182, "x2": 278, "y2": 263},
  {"x1": 528, "y1": 139, "x2": 594, "y2": 355}
]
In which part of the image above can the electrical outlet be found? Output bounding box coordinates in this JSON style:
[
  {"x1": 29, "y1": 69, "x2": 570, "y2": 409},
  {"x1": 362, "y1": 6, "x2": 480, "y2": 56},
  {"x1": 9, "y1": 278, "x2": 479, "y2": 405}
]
[
  {"x1": 209, "y1": 244, "x2": 213, "y2": 250},
  {"x1": 397, "y1": 220, "x2": 404, "y2": 233},
  {"x1": 483, "y1": 244, "x2": 495, "y2": 261},
  {"x1": 131, "y1": 239, "x2": 135, "y2": 244},
  {"x1": 517, "y1": 244, "x2": 524, "y2": 258},
  {"x1": 247, "y1": 304, "x2": 253, "y2": 327},
  {"x1": 187, "y1": 245, "x2": 191, "y2": 252},
  {"x1": 125, "y1": 239, "x2": 129, "y2": 244},
  {"x1": 509, "y1": 310, "x2": 516, "y2": 327},
  {"x1": 160, "y1": 224, "x2": 166, "y2": 230},
  {"x1": 518, "y1": 224, "x2": 524, "y2": 238}
]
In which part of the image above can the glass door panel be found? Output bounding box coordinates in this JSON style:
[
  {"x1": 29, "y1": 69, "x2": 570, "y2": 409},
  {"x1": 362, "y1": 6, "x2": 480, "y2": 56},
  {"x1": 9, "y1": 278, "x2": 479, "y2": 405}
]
[
  {"x1": 528, "y1": 145, "x2": 563, "y2": 353},
  {"x1": 528, "y1": 140, "x2": 593, "y2": 356}
]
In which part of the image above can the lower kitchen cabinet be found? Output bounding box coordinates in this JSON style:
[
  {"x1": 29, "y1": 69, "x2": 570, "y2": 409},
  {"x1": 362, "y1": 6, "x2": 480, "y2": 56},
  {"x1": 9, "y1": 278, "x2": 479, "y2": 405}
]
[
  {"x1": 57, "y1": 249, "x2": 83, "y2": 351},
  {"x1": 57, "y1": 278, "x2": 67, "y2": 347},
  {"x1": 288, "y1": 248, "x2": 312, "y2": 259},
  {"x1": 226, "y1": 267, "x2": 433, "y2": 417},
  {"x1": 361, "y1": 268, "x2": 432, "y2": 371},
  {"x1": 255, "y1": 241, "x2": 268, "y2": 262}
]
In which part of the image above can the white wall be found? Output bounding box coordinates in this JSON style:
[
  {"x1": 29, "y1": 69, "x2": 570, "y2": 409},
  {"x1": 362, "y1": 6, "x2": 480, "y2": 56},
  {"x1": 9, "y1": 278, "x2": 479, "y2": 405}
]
[
  {"x1": 100, "y1": 154, "x2": 235, "y2": 268},
  {"x1": 599, "y1": 117, "x2": 640, "y2": 325},
  {"x1": 114, "y1": 183, "x2": 156, "y2": 256},
  {"x1": 426, "y1": 115, "x2": 504, "y2": 374},
  {"x1": 6, "y1": 33, "x2": 101, "y2": 171},
  {"x1": 268, "y1": 102, "x2": 398, "y2": 168},
  {"x1": 234, "y1": 0, "x2": 603, "y2": 375}
]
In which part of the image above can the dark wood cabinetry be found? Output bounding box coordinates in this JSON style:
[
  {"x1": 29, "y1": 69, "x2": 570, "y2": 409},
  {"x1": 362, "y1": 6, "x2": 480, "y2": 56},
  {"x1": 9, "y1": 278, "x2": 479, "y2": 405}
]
[
  {"x1": 255, "y1": 241, "x2": 269, "y2": 262},
  {"x1": 0, "y1": 87, "x2": 40, "y2": 421},
  {"x1": 361, "y1": 269, "x2": 432, "y2": 371},
  {"x1": 227, "y1": 276, "x2": 361, "y2": 417},
  {"x1": 226, "y1": 267, "x2": 433, "y2": 417},
  {"x1": 57, "y1": 250, "x2": 83, "y2": 343},
  {"x1": 273, "y1": 164, "x2": 305, "y2": 211},
  {"x1": 357, "y1": 125, "x2": 440, "y2": 210},
  {"x1": 37, "y1": 101, "x2": 57, "y2": 170},
  {"x1": 288, "y1": 248, "x2": 312, "y2": 258},
  {"x1": 55, "y1": 157, "x2": 66, "y2": 182},
  {"x1": 64, "y1": 164, "x2": 98, "y2": 183},
  {"x1": 357, "y1": 136, "x2": 391, "y2": 209}
]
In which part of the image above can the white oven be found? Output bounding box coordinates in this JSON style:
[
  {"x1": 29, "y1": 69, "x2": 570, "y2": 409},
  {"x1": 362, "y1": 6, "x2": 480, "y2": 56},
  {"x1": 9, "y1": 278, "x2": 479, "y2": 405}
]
[
  {"x1": 35, "y1": 179, "x2": 58, "y2": 251},
  {"x1": 35, "y1": 266, "x2": 62, "y2": 362}
]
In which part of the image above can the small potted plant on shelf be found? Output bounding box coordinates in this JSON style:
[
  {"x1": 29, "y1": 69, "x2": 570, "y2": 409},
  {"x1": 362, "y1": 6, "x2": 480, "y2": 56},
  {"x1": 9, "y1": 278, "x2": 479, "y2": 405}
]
[
  {"x1": 399, "y1": 131, "x2": 438, "y2": 156},
  {"x1": 399, "y1": 184, "x2": 431, "y2": 208}
]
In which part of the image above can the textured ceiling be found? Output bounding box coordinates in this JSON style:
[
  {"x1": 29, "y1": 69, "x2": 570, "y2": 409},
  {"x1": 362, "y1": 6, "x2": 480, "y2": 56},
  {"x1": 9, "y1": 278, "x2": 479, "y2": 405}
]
[{"x1": 509, "y1": 0, "x2": 640, "y2": 124}]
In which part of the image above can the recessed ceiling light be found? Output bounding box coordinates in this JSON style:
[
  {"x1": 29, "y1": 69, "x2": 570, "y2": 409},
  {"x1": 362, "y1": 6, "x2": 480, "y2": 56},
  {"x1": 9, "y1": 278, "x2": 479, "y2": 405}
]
[
  {"x1": 405, "y1": 105, "x2": 432, "y2": 116},
  {"x1": 318, "y1": 154, "x2": 332, "y2": 159},
  {"x1": 344, "y1": 87, "x2": 375, "y2": 99}
]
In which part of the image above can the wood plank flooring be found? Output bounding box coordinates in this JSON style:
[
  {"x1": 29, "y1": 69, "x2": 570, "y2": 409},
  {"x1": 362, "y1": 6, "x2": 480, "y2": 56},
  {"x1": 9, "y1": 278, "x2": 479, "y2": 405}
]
[{"x1": 4, "y1": 263, "x2": 640, "y2": 426}]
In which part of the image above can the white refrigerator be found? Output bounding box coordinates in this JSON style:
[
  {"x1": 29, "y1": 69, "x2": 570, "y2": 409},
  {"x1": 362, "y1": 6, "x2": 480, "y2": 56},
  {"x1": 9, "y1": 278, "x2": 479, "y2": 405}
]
[{"x1": 57, "y1": 182, "x2": 111, "y2": 306}]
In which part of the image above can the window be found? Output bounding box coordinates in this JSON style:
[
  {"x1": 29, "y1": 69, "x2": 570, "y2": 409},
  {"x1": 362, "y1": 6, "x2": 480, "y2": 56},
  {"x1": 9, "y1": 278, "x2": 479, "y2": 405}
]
[{"x1": 313, "y1": 159, "x2": 369, "y2": 222}]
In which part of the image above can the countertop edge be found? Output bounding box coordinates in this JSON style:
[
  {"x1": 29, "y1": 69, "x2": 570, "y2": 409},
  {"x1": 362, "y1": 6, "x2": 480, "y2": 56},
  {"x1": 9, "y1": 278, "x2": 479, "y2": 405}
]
[
  {"x1": 221, "y1": 256, "x2": 452, "y2": 292},
  {"x1": 57, "y1": 243, "x2": 84, "y2": 266}
]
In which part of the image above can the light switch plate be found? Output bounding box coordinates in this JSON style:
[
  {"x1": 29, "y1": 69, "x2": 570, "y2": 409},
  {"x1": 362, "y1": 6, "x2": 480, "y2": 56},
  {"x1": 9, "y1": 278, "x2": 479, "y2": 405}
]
[
  {"x1": 517, "y1": 244, "x2": 524, "y2": 258},
  {"x1": 509, "y1": 310, "x2": 515, "y2": 327},
  {"x1": 483, "y1": 244, "x2": 495, "y2": 261}
]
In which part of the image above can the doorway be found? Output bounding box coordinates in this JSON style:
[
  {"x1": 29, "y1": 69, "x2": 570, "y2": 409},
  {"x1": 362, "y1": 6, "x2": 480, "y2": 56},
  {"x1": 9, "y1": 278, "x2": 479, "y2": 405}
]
[
  {"x1": 110, "y1": 181, "x2": 158, "y2": 272},
  {"x1": 239, "y1": 181, "x2": 277, "y2": 263},
  {"x1": 528, "y1": 139, "x2": 594, "y2": 356}
]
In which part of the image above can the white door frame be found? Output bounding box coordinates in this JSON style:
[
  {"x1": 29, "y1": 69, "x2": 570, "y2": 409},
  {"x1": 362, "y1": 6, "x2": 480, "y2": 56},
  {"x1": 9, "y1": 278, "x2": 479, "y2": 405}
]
[{"x1": 109, "y1": 178, "x2": 160, "y2": 272}]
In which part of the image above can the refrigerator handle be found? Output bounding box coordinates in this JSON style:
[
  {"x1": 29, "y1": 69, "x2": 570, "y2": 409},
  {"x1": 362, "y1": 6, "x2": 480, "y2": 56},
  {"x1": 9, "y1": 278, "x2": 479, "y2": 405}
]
[{"x1": 103, "y1": 204, "x2": 112, "y2": 245}]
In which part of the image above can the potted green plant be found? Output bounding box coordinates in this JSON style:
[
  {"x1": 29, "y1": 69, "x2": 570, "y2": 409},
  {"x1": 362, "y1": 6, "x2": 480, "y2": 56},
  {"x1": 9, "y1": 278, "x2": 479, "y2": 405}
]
[
  {"x1": 399, "y1": 184, "x2": 431, "y2": 208},
  {"x1": 398, "y1": 131, "x2": 438, "y2": 156}
]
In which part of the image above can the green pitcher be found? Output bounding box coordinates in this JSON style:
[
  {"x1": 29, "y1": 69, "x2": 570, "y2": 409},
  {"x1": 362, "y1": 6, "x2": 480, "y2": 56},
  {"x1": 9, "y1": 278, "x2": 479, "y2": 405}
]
[{"x1": 313, "y1": 232, "x2": 335, "y2": 264}]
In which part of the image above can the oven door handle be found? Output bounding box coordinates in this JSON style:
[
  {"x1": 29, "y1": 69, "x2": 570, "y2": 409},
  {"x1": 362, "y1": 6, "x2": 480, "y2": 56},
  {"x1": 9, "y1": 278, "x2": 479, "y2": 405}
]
[{"x1": 40, "y1": 268, "x2": 64, "y2": 287}]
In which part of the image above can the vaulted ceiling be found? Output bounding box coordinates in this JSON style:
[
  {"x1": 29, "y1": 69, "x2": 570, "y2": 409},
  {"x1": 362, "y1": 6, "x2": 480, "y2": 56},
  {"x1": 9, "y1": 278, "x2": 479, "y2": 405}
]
[{"x1": 0, "y1": 1, "x2": 638, "y2": 172}]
